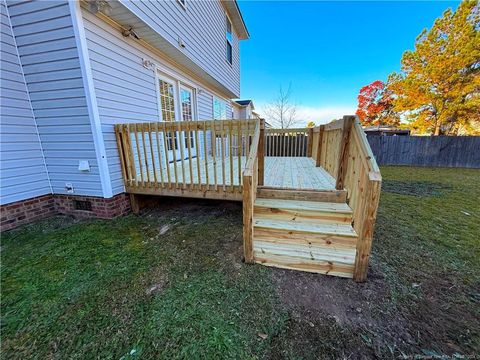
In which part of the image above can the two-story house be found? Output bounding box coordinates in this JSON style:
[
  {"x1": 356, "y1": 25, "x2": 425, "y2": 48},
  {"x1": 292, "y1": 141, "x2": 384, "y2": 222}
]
[{"x1": 0, "y1": 0, "x2": 249, "y2": 230}]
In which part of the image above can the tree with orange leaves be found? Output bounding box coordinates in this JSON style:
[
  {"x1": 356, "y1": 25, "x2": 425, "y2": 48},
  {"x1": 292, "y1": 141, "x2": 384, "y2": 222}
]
[
  {"x1": 389, "y1": 1, "x2": 479, "y2": 135},
  {"x1": 356, "y1": 80, "x2": 399, "y2": 127}
]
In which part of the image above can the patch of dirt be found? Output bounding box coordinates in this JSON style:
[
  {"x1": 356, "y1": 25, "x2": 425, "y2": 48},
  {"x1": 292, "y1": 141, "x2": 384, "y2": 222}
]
[
  {"x1": 271, "y1": 258, "x2": 479, "y2": 358},
  {"x1": 273, "y1": 261, "x2": 390, "y2": 329}
]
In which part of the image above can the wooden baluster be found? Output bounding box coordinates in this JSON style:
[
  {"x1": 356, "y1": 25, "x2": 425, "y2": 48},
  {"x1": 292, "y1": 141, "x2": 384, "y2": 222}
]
[
  {"x1": 220, "y1": 120, "x2": 226, "y2": 191},
  {"x1": 177, "y1": 122, "x2": 186, "y2": 189},
  {"x1": 133, "y1": 123, "x2": 144, "y2": 187},
  {"x1": 237, "y1": 121, "x2": 242, "y2": 185},
  {"x1": 228, "y1": 120, "x2": 234, "y2": 190},
  {"x1": 258, "y1": 119, "x2": 265, "y2": 185},
  {"x1": 140, "y1": 125, "x2": 151, "y2": 186},
  {"x1": 212, "y1": 120, "x2": 218, "y2": 191},
  {"x1": 115, "y1": 125, "x2": 128, "y2": 188},
  {"x1": 154, "y1": 122, "x2": 165, "y2": 188},
  {"x1": 147, "y1": 123, "x2": 158, "y2": 187},
  {"x1": 124, "y1": 125, "x2": 136, "y2": 187},
  {"x1": 162, "y1": 122, "x2": 172, "y2": 188},
  {"x1": 171, "y1": 125, "x2": 179, "y2": 188},
  {"x1": 123, "y1": 125, "x2": 134, "y2": 186},
  {"x1": 203, "y1": 121, "x2": 209, "y2": 189},
  {"x1": 246, "y1": 122, "x2": 250, "y2": 159},
  {"x1": 336, "y1": 116, "x2": 354, "y2": 190},
  {"x1": 194, "y1": 122, "x2": 201, "y2": 189},
  {"x1": 316, "y1": 125, "x2": 325, "y2": 167},
  {"x1": 186, "y1": 121, "x2": 193, "y2": 190}
]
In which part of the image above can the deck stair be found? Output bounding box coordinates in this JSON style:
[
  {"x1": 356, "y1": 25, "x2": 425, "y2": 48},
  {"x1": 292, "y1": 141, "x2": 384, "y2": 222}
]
[{"x1": 252, "y1": 196, "x2": 358, "y2": 278}]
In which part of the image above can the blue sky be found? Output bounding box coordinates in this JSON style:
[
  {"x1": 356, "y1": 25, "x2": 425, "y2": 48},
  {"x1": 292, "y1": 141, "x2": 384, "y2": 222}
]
[{"x1": 237, "y1": 1, "x2": 459, "y2": 124}]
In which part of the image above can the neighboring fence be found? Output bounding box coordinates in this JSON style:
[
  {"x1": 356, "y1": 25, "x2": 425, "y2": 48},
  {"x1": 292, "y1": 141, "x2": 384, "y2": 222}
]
[{"x1": 367, "y1": 136, "x2": 480, "y2": 168}]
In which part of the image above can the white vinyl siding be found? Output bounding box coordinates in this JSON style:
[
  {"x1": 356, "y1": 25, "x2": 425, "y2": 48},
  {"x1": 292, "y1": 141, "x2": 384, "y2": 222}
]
[
  {"x1": 119, "y1": 0, "x2": 240, "y2": 97},
  {"x1": 6, "y1": 0, "x2": 103, "y2": 197},
  {"x1": 0, "y1": 1, "x2": 51, "y2": 204},
  {"x1": 82, "y1": 9, "x2": 233, "y2": 196}
]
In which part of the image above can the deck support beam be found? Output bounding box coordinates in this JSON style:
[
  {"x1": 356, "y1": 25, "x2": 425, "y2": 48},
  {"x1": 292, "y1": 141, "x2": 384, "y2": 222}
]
[
  {"x1": 242, "y1": 174, "x2": 254, "y2": 263},
  {"x1": 129, "y1": 194, "x2": 140, "y2": 214},
  {"x1": 335, "y1": 116, "x2": 354, "y2": 190}
]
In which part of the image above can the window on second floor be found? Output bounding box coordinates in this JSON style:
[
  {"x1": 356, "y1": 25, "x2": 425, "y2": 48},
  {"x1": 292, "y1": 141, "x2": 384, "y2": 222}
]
[
  {"x1": 226, "y1": 15, "x2": 233, "y2": 64},
  {"x1": 177, "y1": 0, "x2": 186, "y2": 9}
]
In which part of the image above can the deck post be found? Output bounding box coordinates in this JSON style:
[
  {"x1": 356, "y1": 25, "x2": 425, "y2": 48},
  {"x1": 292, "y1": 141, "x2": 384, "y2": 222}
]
[
  {"x1": 242, "y1": 173, "x2": 254, "y2": 263},
  {"x1": 353, "y1": 176, "x2": 381, "y2": 282},
  {"x1": 306, "y1": 127, "x2": 313, "y2": 157},
  {"x1": 335, "y1": 116, "x2": 354, "y2": 190},
  {"x1": 129, "y1": 194, "x2": 140, "y2": 214},
  {"x1": 258, "y1": 119, "x2": 265, "y2": 185},
  {"x1": 315, "y1": 125, "x2": 325, "y2": 167}
]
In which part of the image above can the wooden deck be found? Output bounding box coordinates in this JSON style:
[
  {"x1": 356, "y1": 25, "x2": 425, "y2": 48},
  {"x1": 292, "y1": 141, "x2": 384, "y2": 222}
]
[
  {"x1": 115, "y1": 118, "x2": 382, "y2": 281},
  {"x1": 139, "y1": 156, "x2": 335, "y2": 191}
]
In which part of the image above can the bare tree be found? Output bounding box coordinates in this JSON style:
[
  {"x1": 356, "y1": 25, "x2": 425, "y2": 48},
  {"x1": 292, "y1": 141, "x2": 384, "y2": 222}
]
[{"x1": 264, "y1": 84, "x2": 299, "y2": 129}]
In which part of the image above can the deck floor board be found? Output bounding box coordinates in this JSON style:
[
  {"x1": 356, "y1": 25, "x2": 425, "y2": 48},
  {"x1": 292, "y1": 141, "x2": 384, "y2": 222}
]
[{"x1": 140, "y1": 156, "x2": 336, "y2": 190}]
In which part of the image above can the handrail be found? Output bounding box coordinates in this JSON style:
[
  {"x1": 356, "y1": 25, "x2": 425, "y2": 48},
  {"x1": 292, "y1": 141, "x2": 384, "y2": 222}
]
[
  {"x1": 309, "y1": 115, "x2": 382, "y2": 282},
  {"x1": 243, "y1": 120, "x2": 261, "y2": 176},
  {"x1": 352, "y1": 117, "x2": 380, "y2": 176},
  {"x1": 342, "y1": 117, "x2": 381, "y2": 282},
  {"x1": 242, "y1": 119, "x2": 262, "y2": 264}
]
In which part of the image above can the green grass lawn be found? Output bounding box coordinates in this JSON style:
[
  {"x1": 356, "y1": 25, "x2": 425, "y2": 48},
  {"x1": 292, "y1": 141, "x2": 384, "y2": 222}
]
[{"x1": 1, "y1": 167, "x2": 479, "y2": 359}]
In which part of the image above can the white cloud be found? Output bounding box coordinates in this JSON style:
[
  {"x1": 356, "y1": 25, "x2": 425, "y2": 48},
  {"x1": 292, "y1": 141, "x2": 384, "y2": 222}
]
[{"x1": 254, "y1": 103, "x2": 356, "y2": 127}]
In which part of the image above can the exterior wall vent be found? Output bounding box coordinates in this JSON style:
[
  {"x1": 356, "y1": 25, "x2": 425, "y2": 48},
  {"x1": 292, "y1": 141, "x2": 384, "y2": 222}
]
[{"x1": 74, "y1": 200, "x2": 93, "y2": 211}]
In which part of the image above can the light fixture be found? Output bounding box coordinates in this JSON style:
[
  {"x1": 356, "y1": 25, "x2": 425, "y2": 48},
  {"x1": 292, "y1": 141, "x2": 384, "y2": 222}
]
[
  {"x1": 122, "y1": 26, "x2": 140, "y2": 40},
  {"x1": 86, "y1": 0, "x2": 111, "y2": 15}
]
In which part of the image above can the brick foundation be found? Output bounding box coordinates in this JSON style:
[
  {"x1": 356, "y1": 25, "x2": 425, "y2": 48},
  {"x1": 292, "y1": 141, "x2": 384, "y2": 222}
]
[
  {"x1": 1, "y1": 193, "x2": 131, "y2": 232},
  {"x1": 0, "y1": 194, "x2": 56, "y2": 231}
]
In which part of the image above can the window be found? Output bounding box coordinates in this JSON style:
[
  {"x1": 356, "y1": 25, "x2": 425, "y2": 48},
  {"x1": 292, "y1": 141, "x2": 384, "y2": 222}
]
[
  {"x1": 213, "y1": 97, "x2": 227, "y2": 120},
  {"x1": 181, "y1": 87, "x2": 195, "y2": 148},
  {"x1": 177, "y1": 0, "x2": 186, "y2": 9},
  {"x1": 226, "y1": 15, "x2": 233, "y2": 64},
  {"x1": 158, "y1": 78, "x2": 178, "y2": 150}
]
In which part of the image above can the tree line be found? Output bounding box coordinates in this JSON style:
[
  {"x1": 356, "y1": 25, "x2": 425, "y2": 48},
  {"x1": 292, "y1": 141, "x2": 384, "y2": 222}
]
[{"x1": 356, "y1": 1, "x2": 479, "y2": 135}]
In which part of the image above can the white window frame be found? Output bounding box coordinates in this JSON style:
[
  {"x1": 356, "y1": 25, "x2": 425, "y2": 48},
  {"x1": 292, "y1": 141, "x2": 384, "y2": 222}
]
[
  {"x1": 225, "y1": 13, "x2": 233, "y2": 65},
  {"x1": 176, "y1": 0, "x2": 187, "y2": 10}
]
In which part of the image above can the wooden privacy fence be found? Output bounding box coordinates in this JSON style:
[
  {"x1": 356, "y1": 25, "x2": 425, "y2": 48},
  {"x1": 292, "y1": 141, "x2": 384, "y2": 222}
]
[
  {"x1": 114, "y1": 119, "x2": 258, "y2": 200},
  {"x1": 309, "y1": 116, "x2": 382, "y2": 281},
  {"x1": 367, "y1": 135, "x2": 480, "y2": 168}
]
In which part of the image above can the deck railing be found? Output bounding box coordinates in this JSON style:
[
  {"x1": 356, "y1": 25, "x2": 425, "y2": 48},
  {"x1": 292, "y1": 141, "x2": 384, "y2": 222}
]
[
  {"x1": 114, "y1": 119, "x2": 258, "y2": 201},
  {"x1": 115, "y1": 116, "x2": 380, "y2": 281},
  {"x1": 309, "y1": 115, "x2": 382, "y2": 281},
  {"x1": 265, "y1": 128, "x2": 309, "y2": 157}
]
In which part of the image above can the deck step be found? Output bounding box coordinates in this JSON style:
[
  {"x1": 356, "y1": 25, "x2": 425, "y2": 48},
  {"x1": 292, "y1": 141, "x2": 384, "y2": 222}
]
[
  {"x1": 254, "y1": 218, "x2": 357, "y2": 238},
  {"x1": 252, "y1": 199, "x2": 357, "y2": 278},
  {"x1": 254, "y1": 198, "x2": 353, "y2": 224},
  {"x1": 256, "y1": 187, "x2": 347, "y2": 203}
]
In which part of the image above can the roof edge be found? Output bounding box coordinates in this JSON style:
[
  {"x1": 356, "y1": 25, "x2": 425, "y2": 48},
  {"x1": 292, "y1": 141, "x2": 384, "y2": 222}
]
[{"x1": 221, "y1": 0, "x2": 249, "y2": 40}]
